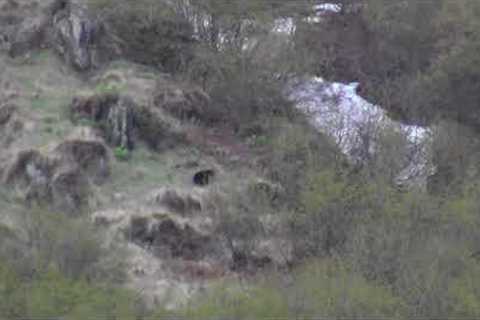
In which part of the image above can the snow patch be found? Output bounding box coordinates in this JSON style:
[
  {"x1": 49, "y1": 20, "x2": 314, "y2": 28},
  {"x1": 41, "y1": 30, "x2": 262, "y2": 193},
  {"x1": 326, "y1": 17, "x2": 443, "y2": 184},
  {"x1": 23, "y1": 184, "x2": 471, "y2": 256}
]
[
  {"x1": 314, "y1": 3, "x2": 342, "y2": 13},
  {"x1": 289, "y1": 77, "x2": 432, "y2": 186}
]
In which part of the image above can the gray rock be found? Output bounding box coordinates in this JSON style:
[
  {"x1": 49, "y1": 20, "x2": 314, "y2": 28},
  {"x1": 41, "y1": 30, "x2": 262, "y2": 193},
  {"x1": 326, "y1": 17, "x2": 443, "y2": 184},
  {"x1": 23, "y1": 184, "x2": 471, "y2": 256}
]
[
  {"x1": 0, "y1": 103, "x2": 16, "y2": 125},
  {"x1": 50, "y1": 168, "x2": 90, "y2": 214},
  {"x1": 149, "y1": 187, "x2": 203, "y2": 216},
  {"x1": 2, "y1": 135, "x2": 111, "y2": 214},
  {"x1": 3, "y1": 149, "x2": 54, "y2": 187},
  {"x1": 105, "y1": 96, "x2": 135, "y2": 150},
  {"x1": 0, "y1": 0, "x2": 50, "y2": 56},
  {"x1": 54, "y1": 139, "x2": 110, "y2": 184},
  {"x1": 126, "y1": 214, "x2": 214, "y2": 261},
  {"x1": 9, "y1": 15, "x2": 48, "y2": 57},
  {"x1": 52, "y1": 0, "x2": 98, "y2": 70},
  {"x1": 70, "y1": 93, "x2": 135, "y2": 150}
]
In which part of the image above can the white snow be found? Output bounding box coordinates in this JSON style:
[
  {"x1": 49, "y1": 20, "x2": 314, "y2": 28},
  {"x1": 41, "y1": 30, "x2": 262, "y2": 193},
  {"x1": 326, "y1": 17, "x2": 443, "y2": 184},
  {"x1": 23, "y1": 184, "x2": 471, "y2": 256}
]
[
  {"x1": 314, "y1": 3, "x2": 342, "y2": 13},
  {"x1": 289, "y1": 77, "x2": 432, "y2": 186},
  {"x1": 273, "y1": 17, "x2": 296, "y2": 34},
  {"x1": 273, "y1": 3, "x2": 341, "y2": 35},
  {"x1": 290, "y1": 77, "x2": 427, "y2": 148}
]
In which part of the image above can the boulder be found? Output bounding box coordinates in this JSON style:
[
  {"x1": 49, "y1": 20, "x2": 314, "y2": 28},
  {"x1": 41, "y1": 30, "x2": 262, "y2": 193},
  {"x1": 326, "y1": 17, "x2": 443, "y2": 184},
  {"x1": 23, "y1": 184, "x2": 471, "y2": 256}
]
[
  {"x1": 149, "y1": 187, "x2": 202, "y2": 216},
  {"x1": 71, "y1": 93, "x2": 135, "y2": 150},
  {"x1": 8, "y1": 15, "x2": 48, "y2": 57},
  {"x1": 3, "y1": 149, "x2": 54, "y2": 207},
  {"x1": 105, "y1": 96, "x2": 135, "y2": 150},
  {"x1": 0, "y1": 0, "x2": 50, "y2": 56},
  {"x1": 70, "y1": 91, "x2": 184, "y2": 150},
  {"x1": 161, "y1": 190, "x2": 202, "y2": 214},
  {"x1": 3, "y1": 149, "x2": 53, "y2": 187},
  {"x1": 50, "y1": 167, "x2": 90, "y2": 214},
  {"x1": 126, "y1": 214, "x2": 214, "y2": 261},
  {"x1": 54, "y1": 139, "x2": 109, "y2": 183},
  {"x1": 0, "y1": 0, "x2": 114, "y2": 68},
  {"x1": 2, "y1": 134, "x2": 111, "y2": 213},
  {"x1": 51, "y1": 0, "x2": 99, "y2": 70}
]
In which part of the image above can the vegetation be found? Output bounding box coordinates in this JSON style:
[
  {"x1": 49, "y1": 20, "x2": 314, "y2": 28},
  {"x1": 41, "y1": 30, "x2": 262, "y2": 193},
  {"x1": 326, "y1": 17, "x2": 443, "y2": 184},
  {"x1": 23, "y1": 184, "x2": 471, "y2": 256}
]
[
  {"x1": 114, "y1": 146, "x2": 129, "y2": 161},
  {"x1": 0, "y1": 263, "x2": 141, "y2": 319},
  {"x1": 3, "y1": 0, "x2": 480, "y2": 318},
  {"x1": 0, "y1": 209, "x2": 136, "y2": 319}
]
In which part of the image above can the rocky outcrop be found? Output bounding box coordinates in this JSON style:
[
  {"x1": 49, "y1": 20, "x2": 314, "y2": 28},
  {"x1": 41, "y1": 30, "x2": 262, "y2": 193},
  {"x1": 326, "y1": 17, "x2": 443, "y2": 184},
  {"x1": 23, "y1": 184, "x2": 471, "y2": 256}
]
[
  {"x1": 71, "y1": 93, "x2": 135, "y2": 150},
  {"x1": 104, "y1": 97, "x2": 135, "y2": 149},
  {"x1": 3, "y1": 149, "x2": 54, "y2": 198},
  {"x1": 126, "y1": 214, "x2": 215, "y2": 260},
  {"x1": 0, "y1": 0, "x2": 50, "y2": 56},
  {"x1": 54, "y1": 139, "x2": 110, "y2": 183},
  {"x1": 0, "y1": 0, "x2": 115, "y2": 69},
  {"x1": 2, "y1": 135, "x2": 110, "y2": 213},
  {"x1": 95, "y1": 65, "x2": 181, "y2": 148},
  {"x1": 8, "y1": 15, "x2": 48, "y2": 57},
  {"x1": 148, "y1": 187, "x2": 203, "y2": 216},
  {"x1": 50, "y1": 167, "x2": 90, "y2": 213},
  {"x1": 51, "y1": 0, "x2": 100, "y2": 70},
  {"x1": 70, "y1": 89, "x2": 185, "y2": 151}
]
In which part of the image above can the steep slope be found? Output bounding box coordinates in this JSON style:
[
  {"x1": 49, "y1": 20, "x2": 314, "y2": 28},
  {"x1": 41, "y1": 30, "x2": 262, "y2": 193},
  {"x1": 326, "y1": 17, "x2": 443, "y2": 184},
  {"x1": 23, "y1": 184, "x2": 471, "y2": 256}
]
[{"x1": 0, "y1": 0, "x2": 309, "y2": 307}]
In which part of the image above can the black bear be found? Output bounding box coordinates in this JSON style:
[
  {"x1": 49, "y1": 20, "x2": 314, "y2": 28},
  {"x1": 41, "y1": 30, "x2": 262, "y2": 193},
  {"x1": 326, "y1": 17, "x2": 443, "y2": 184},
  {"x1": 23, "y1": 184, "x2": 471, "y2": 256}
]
[{"x1": 193, "y1": 169, "x2": 215, "y2": 186}]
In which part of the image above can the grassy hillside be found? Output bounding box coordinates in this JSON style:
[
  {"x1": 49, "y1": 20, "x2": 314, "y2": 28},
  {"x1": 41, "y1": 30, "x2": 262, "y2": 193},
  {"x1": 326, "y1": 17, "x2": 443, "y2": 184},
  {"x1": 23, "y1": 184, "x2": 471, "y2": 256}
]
[{"x1": 2, "y1": 0, "x2": 480, "y2": 319}]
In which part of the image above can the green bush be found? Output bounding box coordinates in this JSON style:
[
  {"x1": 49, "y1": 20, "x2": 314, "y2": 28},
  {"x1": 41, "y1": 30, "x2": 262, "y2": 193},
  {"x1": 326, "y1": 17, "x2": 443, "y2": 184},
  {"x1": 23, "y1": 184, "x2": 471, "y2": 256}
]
[
  {"x1": 263, "y1": 119, "x2": 341, "y2": 205},
  {"x1": 0, "y1": 208, "x2": 137, "y2": 319},
  {"x1": 286, "y1": 164, "x2": 370, "y2": 259},
  {"x1": 177, "y1": 260, "x2": 405, "y2": 319},
  {"x1": 114, "y1": 146, "x2": 130, "y2": 161},
  {"x1": 0, "y1": 263, "x2": 24, "y2": 318},
  {"x1": 89, "y1": 0, "x2": 194, "y2": 72},
  {"x1": 448, "y1": 261, "x2": 480, "y2": 318},
  {"x1": 0, "y1": 264, "x2": 139, "y2": 319},
  {"x1": 16, "y1": 210, "x2": 127, "y2": 283},
  {"x1": 94, "y1": 81, "x2": 125, "y2": 95},
  {"x1": 26, "y1": 270, "x2": 138, "y2": 320},
  {"x1": 291, "y1": 259, "x2": 406, "y2": 319},
  {"x1": 181, "y1": 281, "x2": 289, "y2": 320}
]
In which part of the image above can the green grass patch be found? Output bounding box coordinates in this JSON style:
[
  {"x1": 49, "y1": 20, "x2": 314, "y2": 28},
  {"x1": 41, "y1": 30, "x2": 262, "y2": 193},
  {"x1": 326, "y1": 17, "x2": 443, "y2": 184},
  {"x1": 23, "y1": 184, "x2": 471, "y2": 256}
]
[
  {"x1": 31, "y1": 97, "x2": 50, "y2": 109},
  {"x1": 94, "y1": 81, "x2": 126, "y2": 95},
  {"x1": 114, "y1": 146, "x2": 130, "y2": 161},
  {"x1": 30, "y1": 50, "x2": 51, "y2": 64}
]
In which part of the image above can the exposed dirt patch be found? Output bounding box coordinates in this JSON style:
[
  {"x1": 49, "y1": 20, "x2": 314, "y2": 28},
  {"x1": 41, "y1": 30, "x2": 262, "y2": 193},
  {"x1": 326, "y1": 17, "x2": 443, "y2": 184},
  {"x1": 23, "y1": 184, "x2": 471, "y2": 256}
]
[{"x1": 184, "y1": 126, "x2": 252, "y2": 164}]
